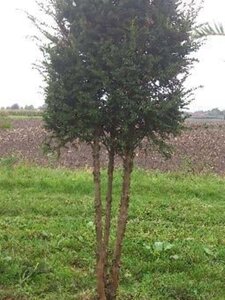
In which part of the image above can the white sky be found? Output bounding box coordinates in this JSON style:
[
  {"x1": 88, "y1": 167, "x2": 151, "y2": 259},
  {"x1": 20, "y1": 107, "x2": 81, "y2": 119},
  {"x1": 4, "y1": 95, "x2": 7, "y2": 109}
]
[{"x1": 0, "y1": 0, "x2": 225, "y2": 111}]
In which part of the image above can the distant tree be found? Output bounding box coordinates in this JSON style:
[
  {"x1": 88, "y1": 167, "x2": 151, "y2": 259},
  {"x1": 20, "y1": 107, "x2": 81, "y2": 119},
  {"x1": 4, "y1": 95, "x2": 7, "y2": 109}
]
[
  {"x1": 38, "y1": 104, "x2": 47, "y2": 111},
  {"x1": 32, "y1": 0, "x2": 201, "y2": 298},
  {"x1": 10, "y1": 103, "x2": 20, "y2": 110},
  {"x1": 24, "y1": 105, "x2": 35, "y2": 110},
  {"x1": 209, "y1": 108, "x2": 222, "y2": 115}
]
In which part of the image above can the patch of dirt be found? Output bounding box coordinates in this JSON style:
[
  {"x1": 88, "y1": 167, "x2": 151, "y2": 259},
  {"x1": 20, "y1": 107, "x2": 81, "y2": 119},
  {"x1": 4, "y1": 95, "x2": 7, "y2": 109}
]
[{"x1": 1, "y1": 119, "x2": 225, "y2": 174}]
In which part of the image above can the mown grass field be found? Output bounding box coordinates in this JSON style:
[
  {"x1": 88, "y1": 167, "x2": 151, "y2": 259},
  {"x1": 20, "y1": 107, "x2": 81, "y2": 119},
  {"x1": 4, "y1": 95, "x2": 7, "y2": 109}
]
[{"x1": 1, "y1": 165, "x2": 225, "y2": 299}]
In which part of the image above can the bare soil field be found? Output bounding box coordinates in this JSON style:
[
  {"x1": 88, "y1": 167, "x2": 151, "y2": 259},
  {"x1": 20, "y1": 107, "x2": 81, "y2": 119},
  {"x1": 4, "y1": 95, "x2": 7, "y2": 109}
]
[{"x1": 1, "y1": 119, "x2": 225, "y2": 174}]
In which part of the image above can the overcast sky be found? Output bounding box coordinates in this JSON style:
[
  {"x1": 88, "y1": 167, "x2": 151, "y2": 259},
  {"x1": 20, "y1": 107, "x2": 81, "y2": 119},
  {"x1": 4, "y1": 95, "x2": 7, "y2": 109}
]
[{"x1": 0, "y1": 0, "x2": 225, "y2": 111}]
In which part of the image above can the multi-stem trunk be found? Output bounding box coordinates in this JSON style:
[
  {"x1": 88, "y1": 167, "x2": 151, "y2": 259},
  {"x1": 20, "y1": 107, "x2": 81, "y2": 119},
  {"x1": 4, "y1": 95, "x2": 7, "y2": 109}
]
[
  {"x1": 107, "y1": 152, "x2": 134, "y2": 299},
  {"x1": 103, "y1": 149, "x2": 115, "y2": 286},
  {"x1": 92, "y1": 138, "x2": 106, "y2": 300}
]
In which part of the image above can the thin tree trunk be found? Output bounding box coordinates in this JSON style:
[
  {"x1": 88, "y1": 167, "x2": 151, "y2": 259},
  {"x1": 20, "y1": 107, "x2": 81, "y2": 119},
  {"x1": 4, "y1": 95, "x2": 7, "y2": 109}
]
[
  {"x1": 103, "y1": 149, "x2": 115, "y2": 287},
  {"x1": 108, "y1": 152, "x2": 134, "y2": 299},
  {"x1": 92, "y1": 138, "x2": 106, "y2": 300}
]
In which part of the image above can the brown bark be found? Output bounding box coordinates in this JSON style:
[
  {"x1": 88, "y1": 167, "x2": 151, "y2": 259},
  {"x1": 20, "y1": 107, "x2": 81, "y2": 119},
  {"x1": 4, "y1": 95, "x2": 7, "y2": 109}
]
[
  {"x1": 107, "y1": 152, "x2": 134, "y2": 299},
  {"x1": 103, "y1": 149, "x2": 115, "y2": 285},
  {"x1": 92, "y1": 138, "x2": 106, "y2": 300}
]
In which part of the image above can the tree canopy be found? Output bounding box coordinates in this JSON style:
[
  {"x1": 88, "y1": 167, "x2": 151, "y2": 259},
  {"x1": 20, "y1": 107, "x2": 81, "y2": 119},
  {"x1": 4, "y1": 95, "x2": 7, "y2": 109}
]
[{"x1": 39, "y1": 0, "x2": 200, "y2": 155}]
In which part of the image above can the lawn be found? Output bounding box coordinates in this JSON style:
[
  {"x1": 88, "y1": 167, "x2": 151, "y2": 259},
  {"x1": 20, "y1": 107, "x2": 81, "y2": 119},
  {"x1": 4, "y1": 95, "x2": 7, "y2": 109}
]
[{"x1": 1, "y1": 165, "x2": 225, "y2": 299}]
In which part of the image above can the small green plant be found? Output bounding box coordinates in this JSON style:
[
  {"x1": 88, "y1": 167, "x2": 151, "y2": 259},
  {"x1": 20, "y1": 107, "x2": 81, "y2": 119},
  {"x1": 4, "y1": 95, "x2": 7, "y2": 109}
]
[
  {"x1": 0, "y1": 121, "x2": 11, "y2": 130},
  {"x1": 0, "y1": 119, "x2": 11, "y2": 129},
  {"x1": 0, "y1": 111, "x2": 11, "y2": 130},
  {"x1": 0, "y1": 156, "x2": 18, "y2": 168}
]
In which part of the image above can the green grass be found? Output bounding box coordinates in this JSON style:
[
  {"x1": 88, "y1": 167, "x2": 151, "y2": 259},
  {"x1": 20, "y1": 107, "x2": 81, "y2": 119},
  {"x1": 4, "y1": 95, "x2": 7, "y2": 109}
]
[
  {"x1": 0, "y1": 111, "x2": 12, "y2": 129},
  {"x1": 8, "y1": 115, "x2": 42, "y2": 120},
  {"x1": 1, "y1": 165, "x2": 225, "y2": 299},
  {"x1": 0, "y1": 117, "x2": 12, "y2": 129},
  {"x1": 3, "y1": 110, "x2": 43, "y2": 117},
  {"x1": 0, "y1": 109, "x2": 42, "y2": 120}
]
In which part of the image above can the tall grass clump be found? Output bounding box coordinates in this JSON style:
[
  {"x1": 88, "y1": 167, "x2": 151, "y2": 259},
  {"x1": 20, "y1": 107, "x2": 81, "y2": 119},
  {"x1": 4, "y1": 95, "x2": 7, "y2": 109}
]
[{"x1": 0, "y1": 111, "x2": 11, "y2": 130}]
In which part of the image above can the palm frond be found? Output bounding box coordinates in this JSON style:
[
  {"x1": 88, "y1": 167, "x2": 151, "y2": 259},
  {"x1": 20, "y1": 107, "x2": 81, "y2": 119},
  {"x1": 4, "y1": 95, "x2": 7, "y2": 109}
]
[{"x1": 195, "y1": 22, "x2": 225, "y2": 38}]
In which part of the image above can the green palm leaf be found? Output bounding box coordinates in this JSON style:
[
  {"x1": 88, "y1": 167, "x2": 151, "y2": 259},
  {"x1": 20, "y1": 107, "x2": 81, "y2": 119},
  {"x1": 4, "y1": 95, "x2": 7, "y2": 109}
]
[{"x1": 195, "y1": 22, "x2": 225, "y2": 38}]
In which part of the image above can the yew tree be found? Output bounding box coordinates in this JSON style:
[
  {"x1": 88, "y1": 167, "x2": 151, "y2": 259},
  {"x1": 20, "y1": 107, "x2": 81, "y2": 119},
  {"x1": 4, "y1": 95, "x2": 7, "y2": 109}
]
[{"x1": 32, "y1": 0, "x2": 200, "y2": 298}]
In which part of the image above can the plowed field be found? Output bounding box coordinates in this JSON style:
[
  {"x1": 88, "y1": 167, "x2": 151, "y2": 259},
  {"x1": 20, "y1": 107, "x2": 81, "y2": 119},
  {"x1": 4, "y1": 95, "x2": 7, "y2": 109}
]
[{"x1": 1, "y1": 119, "x2": 225, "y2": 174}]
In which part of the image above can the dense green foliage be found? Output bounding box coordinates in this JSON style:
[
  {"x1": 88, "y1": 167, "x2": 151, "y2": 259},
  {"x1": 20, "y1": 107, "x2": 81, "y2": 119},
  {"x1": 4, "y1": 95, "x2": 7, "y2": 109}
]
[
  {"x1": 38, "y1": 0, "x2": 200, "y2": 154},
  {"x1": 1, "y1": 165, "x2": 225, "y2": 299}
]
